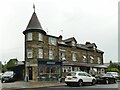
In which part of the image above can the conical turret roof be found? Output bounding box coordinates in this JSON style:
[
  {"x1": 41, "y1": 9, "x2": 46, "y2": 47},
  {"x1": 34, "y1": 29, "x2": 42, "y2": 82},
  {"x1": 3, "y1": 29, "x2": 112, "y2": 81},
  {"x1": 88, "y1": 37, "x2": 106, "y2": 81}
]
[
  {"x1": 26, "y1": 12, "x2": 43, "y2": 30},
  {"x1": 23, "y1": 11, "x2": 46, "y2": 35}
]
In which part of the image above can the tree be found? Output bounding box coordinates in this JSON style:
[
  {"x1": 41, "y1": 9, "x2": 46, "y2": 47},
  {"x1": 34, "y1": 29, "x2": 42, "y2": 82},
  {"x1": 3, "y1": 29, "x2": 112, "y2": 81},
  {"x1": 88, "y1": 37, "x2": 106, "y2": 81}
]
[
  {"x1": 105, "y1": 63, "x2": 120, "y2": 73},
  {"x1": 2, "y1": 64, "x2": 7, "y2": 73},
  {"x1": 105, "y1": 68, "x2": 119, "y2": 73},
  {"x1": 7, "y1": 59, "x2": 18, "y2": 69}
]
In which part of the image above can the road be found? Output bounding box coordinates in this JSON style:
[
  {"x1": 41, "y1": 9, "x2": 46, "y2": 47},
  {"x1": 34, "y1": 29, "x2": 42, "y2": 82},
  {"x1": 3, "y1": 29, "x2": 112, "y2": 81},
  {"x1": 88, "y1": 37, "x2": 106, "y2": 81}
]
[{"x1": 1, "y1": 81, "x2": 119, "y2": 90}]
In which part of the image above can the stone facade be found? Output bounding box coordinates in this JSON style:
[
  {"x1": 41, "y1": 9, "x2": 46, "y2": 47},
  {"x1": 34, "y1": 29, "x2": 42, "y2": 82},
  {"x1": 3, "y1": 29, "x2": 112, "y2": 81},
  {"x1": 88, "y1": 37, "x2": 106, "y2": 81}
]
[{"x1": 23, "y1": 10, "x2": 104, "y2": 81}]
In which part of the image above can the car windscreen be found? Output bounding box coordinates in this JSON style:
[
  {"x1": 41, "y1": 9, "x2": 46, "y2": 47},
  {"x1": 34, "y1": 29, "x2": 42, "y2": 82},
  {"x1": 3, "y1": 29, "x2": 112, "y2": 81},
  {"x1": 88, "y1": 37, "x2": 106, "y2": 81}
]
[
  {"x1": 105, "y1": 73, "x2": 113, "y2": 77},
  {"x1": 67, "y1": 72, "x2": 76, "y2": 76},
  {"x1": 3, "y1": 72, "x2": 13, "y2": 76}
]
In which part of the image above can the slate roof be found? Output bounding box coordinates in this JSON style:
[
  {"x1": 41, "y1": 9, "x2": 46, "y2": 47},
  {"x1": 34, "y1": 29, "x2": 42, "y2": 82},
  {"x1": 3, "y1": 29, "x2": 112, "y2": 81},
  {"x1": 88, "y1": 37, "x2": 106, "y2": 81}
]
[
  {"x1": 23, "y1": 11, "x2": 46, "y2": 35},
  {"x1": 26, "y1": 12, "x2": 43, "y2": 30},
  {"x1": 58, "y1": 40, "x2": 104, "y2": 53},
  {"x1": 63, "y1": 37, "x2": 77, "y2": 43},
  {"x1": 77, "y1": 44, "x2": 89, "y2": 50}
]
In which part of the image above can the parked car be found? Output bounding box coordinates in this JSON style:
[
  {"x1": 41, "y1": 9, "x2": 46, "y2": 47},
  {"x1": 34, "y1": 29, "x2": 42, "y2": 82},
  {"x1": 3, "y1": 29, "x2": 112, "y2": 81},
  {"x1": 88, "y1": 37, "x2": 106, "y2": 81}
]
[
  {"x1": 106, "y1": 72, "x2": 119, "y2": 79},
  {"x1": 1, "y1": 71, "x2": 15, "y2": 83},
  {"x1": 95, "y1": 73, "x2": 116, "y2": 84},
  {"x1": 65, "y1": 71, "x2": 96, "y2": 86}
]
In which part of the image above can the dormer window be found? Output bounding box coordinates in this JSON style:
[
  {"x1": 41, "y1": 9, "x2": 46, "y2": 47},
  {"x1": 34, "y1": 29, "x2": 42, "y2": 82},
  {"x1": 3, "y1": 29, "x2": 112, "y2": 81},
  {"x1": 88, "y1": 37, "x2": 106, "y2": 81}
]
[
  {"x1": 27, "y1": 33, "x2": 32, "y2": 41},
  {"x1": 38, "y1": 33, "x2": 43, "y2": 41},
  {"x1": 72, "y1": 41, "x2": 75, "y2": 46},
  {"x1": 49, "y1": 37, "x2": 56, "y2": 46}
]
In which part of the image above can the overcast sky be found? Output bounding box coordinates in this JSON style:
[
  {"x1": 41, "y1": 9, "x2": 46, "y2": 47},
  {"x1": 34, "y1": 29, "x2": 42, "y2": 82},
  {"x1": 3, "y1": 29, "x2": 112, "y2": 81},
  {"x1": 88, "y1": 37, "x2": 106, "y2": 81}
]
[{"x1": 0, "y1": 0, "x2": 119, "y2": 64}]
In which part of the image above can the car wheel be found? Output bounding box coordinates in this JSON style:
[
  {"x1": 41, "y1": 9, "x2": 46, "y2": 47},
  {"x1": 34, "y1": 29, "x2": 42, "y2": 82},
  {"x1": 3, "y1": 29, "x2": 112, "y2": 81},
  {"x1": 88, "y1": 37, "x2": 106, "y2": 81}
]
[
  {"x1": 114, "y1": 79, "x2": 116, "y2": 83},
  {"x1": 66, "y1": 83, "x2": 71, "y2": 86},
  {"x1": 105, "y1": 79, "x2": 109, "y2": 84},
  {"x1": 1, "y1": 79, "x2": 3, "y2": 83},
  {"x1": 92, "y1": 79, "x2": 96, "y2": 85},
  {"x1": 78, "y1": 80, "x2": 83, "y2": 87}
]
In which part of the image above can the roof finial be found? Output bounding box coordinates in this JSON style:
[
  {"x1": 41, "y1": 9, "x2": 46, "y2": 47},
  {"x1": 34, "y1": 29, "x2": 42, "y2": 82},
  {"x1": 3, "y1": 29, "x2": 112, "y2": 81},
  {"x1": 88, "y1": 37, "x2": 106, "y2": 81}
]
[{"x1": 33, "y1": 3, "x2": 35, "y2": 12}]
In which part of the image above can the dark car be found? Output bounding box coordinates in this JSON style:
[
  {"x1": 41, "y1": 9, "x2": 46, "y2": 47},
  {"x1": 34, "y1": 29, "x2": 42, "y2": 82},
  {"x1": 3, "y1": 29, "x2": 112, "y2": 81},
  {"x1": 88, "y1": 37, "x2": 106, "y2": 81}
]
[
  {"x1": 95, "y1": 73, "x2": 116, "y2": 84},
  {"x1": 1, "y1": 71, "x2": 15, "y2": 83}
]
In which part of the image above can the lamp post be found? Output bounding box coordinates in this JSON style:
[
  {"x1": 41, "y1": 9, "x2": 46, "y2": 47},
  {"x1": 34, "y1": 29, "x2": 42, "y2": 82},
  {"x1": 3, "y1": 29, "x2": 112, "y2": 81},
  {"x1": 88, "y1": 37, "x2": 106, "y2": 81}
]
[{"x1": 25, "y1": 60, "x2": 29, "y2": 82}]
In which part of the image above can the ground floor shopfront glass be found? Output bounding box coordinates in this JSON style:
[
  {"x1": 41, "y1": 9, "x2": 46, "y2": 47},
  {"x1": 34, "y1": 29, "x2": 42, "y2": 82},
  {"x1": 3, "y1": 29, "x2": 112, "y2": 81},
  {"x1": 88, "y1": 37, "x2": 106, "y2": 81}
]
[{"x1": 38, "y1": 60, "x2": 62, "y2": 81}]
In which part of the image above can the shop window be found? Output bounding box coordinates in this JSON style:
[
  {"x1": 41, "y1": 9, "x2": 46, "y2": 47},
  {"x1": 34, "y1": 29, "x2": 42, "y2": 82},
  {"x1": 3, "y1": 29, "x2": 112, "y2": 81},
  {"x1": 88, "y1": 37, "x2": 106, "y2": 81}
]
[
  {"x1": 27, "y1": 33, "x2": 32, "y2": 41},
  {"x1": 49, "y1": 37, "x2": 56, "y2": 46},
  {"x1": 27, "y1": 48, "x2": 33, "y2": 58},
  {"x1": 68, "y1": 67, "x2": 72, "y2": 72},
  {"x1": 38, "y1": 33, "x2": 43, "y2": 41},
  {"x1": 38, "y1": 48, "x2": 43, "y2": 58},
  {"x1": 51, "y1": 67, "x2": 56, "y2": 73}
]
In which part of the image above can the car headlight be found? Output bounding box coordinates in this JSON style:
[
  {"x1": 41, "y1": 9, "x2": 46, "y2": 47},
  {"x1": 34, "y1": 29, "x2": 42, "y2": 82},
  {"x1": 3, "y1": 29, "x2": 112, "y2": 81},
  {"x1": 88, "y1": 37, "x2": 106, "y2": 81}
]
[{"x1": 10, "y1": 75, "x2": 13, "y2": 78}]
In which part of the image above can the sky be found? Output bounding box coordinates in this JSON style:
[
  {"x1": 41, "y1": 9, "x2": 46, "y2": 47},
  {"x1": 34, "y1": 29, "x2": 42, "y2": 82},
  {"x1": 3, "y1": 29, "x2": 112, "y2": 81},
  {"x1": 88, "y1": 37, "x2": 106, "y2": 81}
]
[{"x1": 0, "y1": 0, "x2": 119, "y2": 64}]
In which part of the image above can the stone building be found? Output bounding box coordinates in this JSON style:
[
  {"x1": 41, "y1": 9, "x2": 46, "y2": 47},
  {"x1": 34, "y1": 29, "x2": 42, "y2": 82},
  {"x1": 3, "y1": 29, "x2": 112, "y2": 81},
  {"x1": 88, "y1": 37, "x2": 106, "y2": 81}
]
[{"x1": 23, "y1": 8, "x2": 105, "y2": 81}]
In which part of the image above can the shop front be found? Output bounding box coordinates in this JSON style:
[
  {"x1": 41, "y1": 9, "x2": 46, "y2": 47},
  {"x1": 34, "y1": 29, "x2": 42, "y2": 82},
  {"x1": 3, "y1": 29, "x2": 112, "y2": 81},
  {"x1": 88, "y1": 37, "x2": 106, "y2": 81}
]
[{"x1": 38, "y1": 59, "x2": 62, "y2": 81}]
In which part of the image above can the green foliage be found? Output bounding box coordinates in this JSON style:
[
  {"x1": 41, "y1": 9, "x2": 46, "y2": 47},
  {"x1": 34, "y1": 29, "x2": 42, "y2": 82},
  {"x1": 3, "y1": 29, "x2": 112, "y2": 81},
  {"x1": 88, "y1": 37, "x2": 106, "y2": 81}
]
[
  {"x1": 105, "y1": 68, "x2": 119, "y2": 73},
  {"x1": 7, "y1": 59, "x2": 18, "y2": 68},
  {"x1": 108, "y1": 63, "x2": 120, "y2": 69},
  {"x1": 105, "y1": 62, "x2": 120, "y2": 73},
  {"x1": 2, "y1": 64, "x2": 7, "y2": 72},
  {"x1": 2, "y1": 58, "x2": 18, "y2": 72}
]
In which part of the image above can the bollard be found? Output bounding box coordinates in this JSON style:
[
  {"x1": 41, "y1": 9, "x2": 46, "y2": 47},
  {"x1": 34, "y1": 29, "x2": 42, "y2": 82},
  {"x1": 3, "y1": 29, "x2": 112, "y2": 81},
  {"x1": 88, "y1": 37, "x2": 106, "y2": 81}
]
[{"x1": 25, "y1": 75, "x2": 29, "y2": 82}]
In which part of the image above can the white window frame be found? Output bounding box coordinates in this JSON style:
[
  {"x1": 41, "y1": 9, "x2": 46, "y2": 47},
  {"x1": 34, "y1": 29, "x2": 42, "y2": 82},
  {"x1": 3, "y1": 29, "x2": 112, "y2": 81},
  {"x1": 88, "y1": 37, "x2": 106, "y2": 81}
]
[
  {"x1": 62, "y1": 66, "x2": 72, "y2": 72},
  {"x1": 97, "y1": 57, "x2": 101, "y2": 64},
  {"x1": 27, "y1": 48, "x2": 33, "y2": 58},
  {"x1": 90, "y1": 56, "x2": 94, "y2": 63},
  {"x1": 38, "y1": 33, "x2": 43, "y2": 41},
  {"x1": 49, "y1": 50, "x2": 54, "y2": 60},
  {"x1": 59, "y1": 50, "x2": 66, "y2": 61},
  {"x1": 27, "y1": 33, "x2": 32, "y2": 41},
  {"x1": 38, "y1": 48, "x2": 43, "y2": 58},
  {"x1": 49, "y1": 37, "x2": 56, "y2": 46},
  {"x1": 72, "y1": 41, "x2": 75, "y2": 46},
  {"x1": 82, "y1": 55, "x2": 87, "y2": 62},
  {"x1": 72, "y1": 53, "x2": 76, "y2": 61}
]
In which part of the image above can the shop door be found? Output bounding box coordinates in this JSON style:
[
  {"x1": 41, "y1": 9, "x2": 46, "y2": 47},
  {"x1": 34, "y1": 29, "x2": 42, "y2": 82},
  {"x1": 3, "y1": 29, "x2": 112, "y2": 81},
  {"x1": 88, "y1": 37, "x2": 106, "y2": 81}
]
[{"x1": 28, "y1": 67, "x2": 32, "y2": 80}]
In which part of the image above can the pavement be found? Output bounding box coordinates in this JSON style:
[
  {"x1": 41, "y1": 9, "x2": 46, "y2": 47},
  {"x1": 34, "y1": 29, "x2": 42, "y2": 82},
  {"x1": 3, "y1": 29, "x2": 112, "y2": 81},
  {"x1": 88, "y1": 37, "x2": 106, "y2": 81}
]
[
  {"x1": 1, "y1": 80, "x2": 65, "y2": 89},
  {"x1": 1, "y1": 80, "x2": 120, "y2": 89}
]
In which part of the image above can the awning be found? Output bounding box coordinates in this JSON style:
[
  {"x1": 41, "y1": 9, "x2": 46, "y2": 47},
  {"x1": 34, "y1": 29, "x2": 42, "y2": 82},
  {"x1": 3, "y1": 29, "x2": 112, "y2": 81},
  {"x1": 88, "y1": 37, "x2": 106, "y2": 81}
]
[{"x1": 63, "y1": 61, "x2": 107, "y2": 68}]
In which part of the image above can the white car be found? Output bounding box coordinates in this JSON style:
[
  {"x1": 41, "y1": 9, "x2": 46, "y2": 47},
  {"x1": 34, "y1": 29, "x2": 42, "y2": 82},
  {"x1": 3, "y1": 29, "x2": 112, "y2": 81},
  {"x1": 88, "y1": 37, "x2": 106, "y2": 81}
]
[{"x1": 65, "y1": 71, "x2": 96, "y2": 86}]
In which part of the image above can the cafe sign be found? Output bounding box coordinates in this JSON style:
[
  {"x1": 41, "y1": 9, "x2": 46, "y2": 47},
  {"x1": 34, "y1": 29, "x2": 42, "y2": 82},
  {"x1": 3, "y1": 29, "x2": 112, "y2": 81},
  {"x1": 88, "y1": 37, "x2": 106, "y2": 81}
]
[{"x1": 47, "y1": 61, "x2": 55, "y2": 65}]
